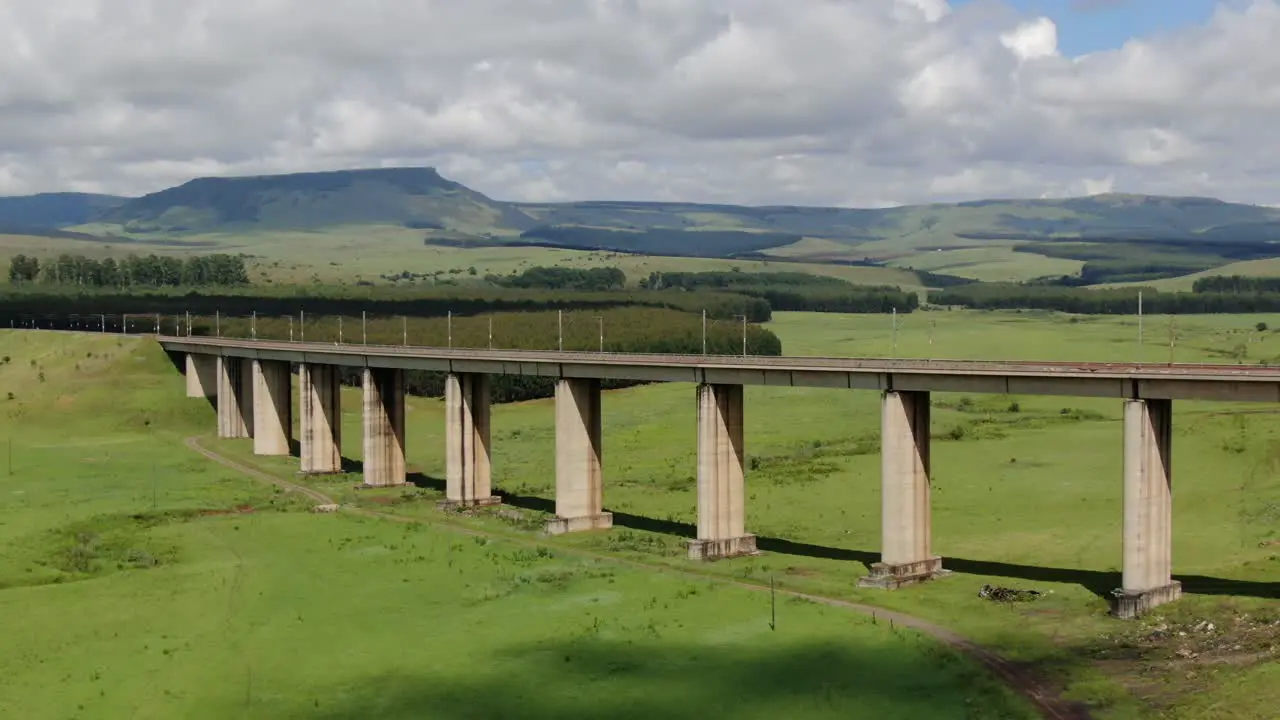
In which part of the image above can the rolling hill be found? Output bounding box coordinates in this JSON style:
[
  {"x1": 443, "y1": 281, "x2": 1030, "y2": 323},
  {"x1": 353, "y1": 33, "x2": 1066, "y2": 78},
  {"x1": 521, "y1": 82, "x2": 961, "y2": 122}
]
[
  {"x1": 92, "y1": 167, "x2": 534, "y2": 235},
  {"x1": 0, "y1": 192, "x2": 128, "y2": 235},
  {"x1": 5, "y1": 167, "x2": 1280, "y2": 285}
]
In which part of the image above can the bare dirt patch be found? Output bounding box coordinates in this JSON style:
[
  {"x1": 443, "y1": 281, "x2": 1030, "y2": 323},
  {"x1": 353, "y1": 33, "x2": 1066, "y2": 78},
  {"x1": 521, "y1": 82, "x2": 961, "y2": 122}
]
[{"x1": 199, "y1": 504, "x2": 256, "y2": 517}]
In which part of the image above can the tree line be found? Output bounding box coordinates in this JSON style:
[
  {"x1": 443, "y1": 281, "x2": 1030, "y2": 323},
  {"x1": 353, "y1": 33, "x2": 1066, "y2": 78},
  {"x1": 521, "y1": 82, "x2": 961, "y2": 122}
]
[
  {"x1": 0, "y1": 283, "x2": 772, "y2": 328},
  {"x1": 640, "y1": 270, "x2": 919, "y2": 313},
  {"x1": 209, "y1": 308, "x2": 781, "y2": 403},
  {"x1": 931, "y1": 283, "x2": 1280, "y2": 314},
  {"x1": 7, "y1": 253, "x2": 249, "y2": 288},
  {"x1": 1191, "y1": 275, "x2": 1280, "y2": 293},
  {"x1": 489, "y1": 266, "x2": 627, "y2": 291}
]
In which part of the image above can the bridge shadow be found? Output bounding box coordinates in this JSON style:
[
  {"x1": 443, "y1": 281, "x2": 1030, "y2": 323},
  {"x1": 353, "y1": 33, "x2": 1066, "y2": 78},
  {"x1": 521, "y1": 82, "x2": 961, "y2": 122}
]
[
  {"x1": 495, "y1": 490, "x2": 1279, "y2": 600},
  {"x1": 335, "y1": 467, "x2": 1279, "y2": 602},
  {"x1": 338, "y1": 457, "x2": 443, "y2": 490}
]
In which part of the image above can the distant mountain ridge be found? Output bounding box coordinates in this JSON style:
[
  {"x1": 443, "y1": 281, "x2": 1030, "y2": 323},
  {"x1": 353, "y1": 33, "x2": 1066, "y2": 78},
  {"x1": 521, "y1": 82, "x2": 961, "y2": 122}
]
[
  {"x1": 0, "y1": 192, "x2": 128, "y2": 234},
  {"x1": 91, "y1": 167, "x2": 535, "y2": 235},
  {"x1": 4, "y1": 168, "x2": 1280, "y2": 256}
]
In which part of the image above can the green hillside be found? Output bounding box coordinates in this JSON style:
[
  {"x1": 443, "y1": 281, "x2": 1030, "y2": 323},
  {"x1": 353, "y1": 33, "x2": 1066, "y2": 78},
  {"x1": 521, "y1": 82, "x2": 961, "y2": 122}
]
[
  {"x1": 0, "y1": 193, "x2": 128, "y2": 234},
  {"x1": 8, "y1": 168, "x2": 1280, "y2": 285},
  {"x1": 93, "y1": 167, "x2": 535, "y2": 235}
]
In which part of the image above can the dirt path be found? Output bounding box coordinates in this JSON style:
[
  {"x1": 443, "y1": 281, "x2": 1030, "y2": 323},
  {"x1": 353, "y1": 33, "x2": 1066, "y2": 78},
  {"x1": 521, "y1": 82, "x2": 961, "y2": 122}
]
[{"x1": 185, "y1": 437, "x2": 1091, "y2": 720}]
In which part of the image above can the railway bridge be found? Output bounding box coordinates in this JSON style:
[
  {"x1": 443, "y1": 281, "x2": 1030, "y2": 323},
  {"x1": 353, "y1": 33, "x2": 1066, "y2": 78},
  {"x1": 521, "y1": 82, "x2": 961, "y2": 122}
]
[{"x1": 160, "y1": 335, "x2": 1280, "y2": 618}]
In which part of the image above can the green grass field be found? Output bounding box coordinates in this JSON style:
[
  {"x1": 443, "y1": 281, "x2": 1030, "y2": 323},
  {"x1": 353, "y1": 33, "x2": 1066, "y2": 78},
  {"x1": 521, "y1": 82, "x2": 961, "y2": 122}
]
[
  {"x1": 885, "y1": 246, "x2": 1085, "y2": 283},
  {"x1": 1098, "y1": 257, "x2": 1280, "y2": 292},
  {"x1": 0, "y1": 330, "x2": 1028, "y2": 719},
  {"x1": 2, "y1": 309, "x2": 1278, "y2": 718},
  {"x1": 9, "y1": 225, "x2": 923, "y2": 290}
]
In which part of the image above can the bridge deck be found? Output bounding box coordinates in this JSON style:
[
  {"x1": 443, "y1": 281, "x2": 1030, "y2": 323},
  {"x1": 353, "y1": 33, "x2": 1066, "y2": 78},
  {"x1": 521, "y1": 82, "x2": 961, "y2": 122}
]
[{"x1": 159, "y1": 336, "x2": 1280, "y2": 402}]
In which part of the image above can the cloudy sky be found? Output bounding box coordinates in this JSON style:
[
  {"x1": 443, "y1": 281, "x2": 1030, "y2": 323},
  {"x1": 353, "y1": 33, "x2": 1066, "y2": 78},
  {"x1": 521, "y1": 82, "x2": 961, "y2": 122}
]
[{"x1": 1, "y1": 0, "x2": 1276, "y2": 207}]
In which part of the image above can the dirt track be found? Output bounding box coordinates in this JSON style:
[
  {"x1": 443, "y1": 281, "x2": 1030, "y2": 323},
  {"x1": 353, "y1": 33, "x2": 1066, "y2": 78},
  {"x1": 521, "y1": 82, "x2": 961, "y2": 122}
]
[{"x1": 185, "y1": 436, "x2": 1092, "y2": 720}]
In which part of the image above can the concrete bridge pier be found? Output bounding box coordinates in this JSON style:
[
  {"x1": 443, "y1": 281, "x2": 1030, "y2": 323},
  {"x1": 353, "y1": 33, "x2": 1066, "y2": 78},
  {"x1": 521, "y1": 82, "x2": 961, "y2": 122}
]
[
  {"x1": 442, "y1": 373, "x2": 500, "y2": 509},
  {"x1": 860, "y1": 390, "x2": 945, "y2": 588},
  {"x1": 299, "y1": 364, "x2": 343, "y2": 474},
  {"x1": 216, "y1": 356, "x2": 253, "y2": 439},
  {"x1": 185, "y1": 353, "x2": 216, "y2": 399},
  {"x1": 689, "y1": 384, "x2": 757, "y2": 560},
  {"x1": 1112, "y1": 398, "x2": 1182, "y2": 618},
  {"x1": 252, "y1": 360, "x2": 292, "y2": 456},
  {"x1": 361, "y1": 367, "x2": 406, "y2": 488},
  {"x1": 546, "y1": 378, "x2": 613, "y2": 534}
]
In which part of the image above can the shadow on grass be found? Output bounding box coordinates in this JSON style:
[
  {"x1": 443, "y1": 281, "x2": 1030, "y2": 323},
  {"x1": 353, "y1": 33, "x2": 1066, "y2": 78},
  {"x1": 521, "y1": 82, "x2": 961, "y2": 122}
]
[
  {"x1": 302, "y1": 638, "x2": 1040, "y2": 720},
  {"x1": 353, "y1": 466, "x2": 1277, "y2": 602},
  {"x1": 483, "y1": 488, "x2": 1279, "y2": 601}
]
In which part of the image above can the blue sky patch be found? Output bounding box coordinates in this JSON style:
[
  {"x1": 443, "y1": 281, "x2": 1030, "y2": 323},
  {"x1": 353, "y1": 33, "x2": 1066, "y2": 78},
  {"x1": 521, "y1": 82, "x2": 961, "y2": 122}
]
[{"x1": 955, "y1": 0, "x2": 1219, "y2": 55}]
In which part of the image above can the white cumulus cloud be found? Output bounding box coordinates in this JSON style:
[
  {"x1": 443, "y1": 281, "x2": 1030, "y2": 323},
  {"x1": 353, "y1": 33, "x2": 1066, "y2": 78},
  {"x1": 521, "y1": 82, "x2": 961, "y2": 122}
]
[{"x1": 0, "y1": 0, "x2": 1278, "y2": 206}]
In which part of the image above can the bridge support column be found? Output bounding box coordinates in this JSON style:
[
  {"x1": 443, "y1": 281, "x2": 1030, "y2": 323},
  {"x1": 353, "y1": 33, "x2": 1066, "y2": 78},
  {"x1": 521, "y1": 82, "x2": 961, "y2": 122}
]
[
  {"x1": 860, "y1": 390, "x2": 944, "y2": 589},
  {"x1": 216, "y1": 357, "x2": 252, "y2": 439},
  {"x1": 252, "y1": 360, "x2": 292, "y2": 456},
  {"x1": 185, "y1": 353, "x2": 216, "y2": 398},
  {"x1": 689, "y1": 384, "x2": 757, "y2": 560},
  {"x1": 1112, "y1": 398, "x2": 1181, "y2": 618},
  {"x1": 362, "y1": 367, "x2": 406, "y2": 488},
  {"x1": 442, "y1": 373, "x2": 500, "y2": 509},
  {"x1": 546, "y1": 378, "x2": 613, "y2": 534},
  {"x1": 299, "y1": 364, "x2": 342, "y2": 474}
]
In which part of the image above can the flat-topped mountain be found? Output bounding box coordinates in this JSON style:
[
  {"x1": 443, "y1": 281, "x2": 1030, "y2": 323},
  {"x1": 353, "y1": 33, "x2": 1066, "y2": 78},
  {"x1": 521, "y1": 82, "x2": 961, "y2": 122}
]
[{"x1": 90, "y1": 167, "x2": 534, "y2": 235}]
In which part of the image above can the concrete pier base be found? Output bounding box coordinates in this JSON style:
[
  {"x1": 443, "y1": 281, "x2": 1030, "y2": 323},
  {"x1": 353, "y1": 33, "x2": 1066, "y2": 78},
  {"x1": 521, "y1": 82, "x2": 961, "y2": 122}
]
[
  {"x1": 185, "y1": 354, "x2": 216, "y2": 398},
  {"x1": 216, "y1": 357, "x2": 252, "y2": 439},
  {"x1": 689, "y1": 384, "x2": 758, "y2": 561},
  {"x1": 1111, "y1": 582, "x2": 1184, "y2": 620},
  {"x1": 361, "y1": 367, "x2": 406, "y2": 488},
  {"x1": 546, "y1": 378, "x2": 612, "y2": 534},
  {"x1": 442, "y1": 373, "x2": 500, "y2": 509},
  {"x1": 252, "y1": 360, "x2": 292, "y2": 456},
  {"x1": 688, "y1": 536, "x2": 758, "y2": 561},
  {"x1": 860, "y1": 390, "x2": 944, "y2": 588},
  {"x1": 859, "y1": 558, "x2": 948, "y2": 589},
  {"x1": 299, "y1": 364, "x2": 343, "y2": 474},
  {"x1": 545, "y1": 513, "x2": 615, "y2": 535},
  {"x1": 1112, "y1": 398, "x2": 1179, "y2": 618}
]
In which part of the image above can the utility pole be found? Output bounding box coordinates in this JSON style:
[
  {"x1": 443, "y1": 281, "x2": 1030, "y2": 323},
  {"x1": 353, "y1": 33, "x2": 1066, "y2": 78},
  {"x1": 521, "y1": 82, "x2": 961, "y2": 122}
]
[
  {"x1": 300, "y1": 311, "x2": 305, "y2": 342},
  {"x1": 251, "y1": 311, "x2": 257, "y2": 340},
  {"x1": 1138, "y1": 291, "x2": 1144, "y2": 358},
  {"x1": 288, "y1": 315, "x2": 294, "y2": 342},
  {"x1": 216, "y1": 311, "x2": 220, "y2": 338},
  {"x1": 488, "y1": 316, "x2": 493, "y2": 350},
  {"x1": 448, "y1": 311, "x2": 453, "y2": 348},
  {"x1": 186, "y1": 311, "x2": 191, "y2": 337},
  {"x1": 558, "y1": 310, "x2": 564, "y2": 352},
  {"x1": 1168, "y1": 315, "x2": 1177, "y2": 365},
  {"x1": 402, "y1": 316, "x2": 407, "y2": 347},
  {"x1": 702, "y1": 310, "x2": 707, "y2": 355},
  {"x1": 597, "y1": 315, "x2": 604, "y2": 353},
  {"x1": 892, "y1": 307, "x2": 898, "y2": 358},
  {"x1": 339, "y1": 316, "x2": 343, "y2": 344},
  {"x1": 362, "y1": 311, "x2": 367, "y2": 345}
]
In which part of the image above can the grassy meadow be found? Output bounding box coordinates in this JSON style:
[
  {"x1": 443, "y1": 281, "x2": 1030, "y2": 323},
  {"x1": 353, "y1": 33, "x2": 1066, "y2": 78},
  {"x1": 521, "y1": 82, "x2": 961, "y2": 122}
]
[
  {"x1": 0, "y1": 330, "x2": 1029, "y2": 719},
  {"x1": 884, "y1": 246, "x2": 1085, "y2": 283},
  {"x1": 2, "y1": 309, "x2": 1279, "y2": 718},
  {"x1": 215, "y1": 309, "x2": 1279, "y2": 719},
  {"x1": 6, "y1": 225, "x2": 924, "y2": 290}
]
